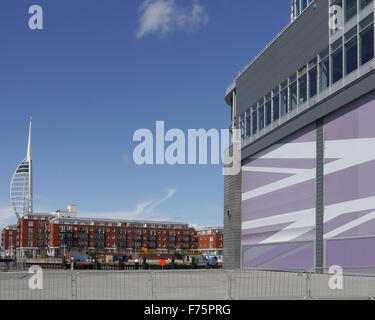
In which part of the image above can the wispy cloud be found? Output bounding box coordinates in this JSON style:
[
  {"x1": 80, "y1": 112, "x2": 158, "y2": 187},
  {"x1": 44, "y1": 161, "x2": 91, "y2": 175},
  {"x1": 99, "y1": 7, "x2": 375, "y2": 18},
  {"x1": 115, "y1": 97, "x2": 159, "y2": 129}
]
[
  {"x1": 80, "y1": 188, "x2": 178, "y2": 222},
  {"x1": 136, "y1": 0, "x2": 209, "y2": 39}
]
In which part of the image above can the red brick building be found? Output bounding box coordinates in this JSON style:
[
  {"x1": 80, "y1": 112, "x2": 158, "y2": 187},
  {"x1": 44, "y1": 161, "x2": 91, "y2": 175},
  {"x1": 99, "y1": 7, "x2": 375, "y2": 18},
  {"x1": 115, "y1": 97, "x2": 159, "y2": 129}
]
[
  {"x1": 2, "y1": 206, "x2": 198, "y2": 258},
  {"x1": 1, "y1": 225, "x2": 17, "y2": 258},
  {"x1": 197, "y1": 227, "x2": 224, "y2": 257}
]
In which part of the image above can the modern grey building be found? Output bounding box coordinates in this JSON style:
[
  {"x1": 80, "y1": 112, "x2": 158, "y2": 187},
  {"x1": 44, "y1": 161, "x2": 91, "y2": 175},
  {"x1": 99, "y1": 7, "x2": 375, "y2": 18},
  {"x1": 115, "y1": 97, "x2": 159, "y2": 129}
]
[{"x1": 224, "y1": 0, "x2": 375, "y2": 270}]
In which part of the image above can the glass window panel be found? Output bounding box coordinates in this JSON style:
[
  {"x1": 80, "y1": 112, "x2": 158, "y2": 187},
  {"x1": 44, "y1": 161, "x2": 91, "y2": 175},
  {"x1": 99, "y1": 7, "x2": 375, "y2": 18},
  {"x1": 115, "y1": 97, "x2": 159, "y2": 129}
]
[
  {"x1": 309, "y1": 66, "x2": 318, "y2": 98},
  {"x1": 332, "y1": 47, "x2": 343, "y2": 83},
  {"x1": 289, "y1": 82, "x2": 297, "y2": 111},
  {"x1": 240, "y1": 115, "x2": 245, "y2": 140},
  {"x1": 252, "y1": 109, "x2": 257, "y2": 135},
  {"x1": 301, "y1": 0, "x2": 308, "y2": 11},
  {"x1": 281, "y1": 80, "x2": 288, "y2": 90},
  {"x1": 258, "y1": 106, "x2": 264, "y2": 130},
  {"x1": 345, "y1": 0, "x2": 357, "y2": 22},
  {"x1": 319, "y1": 48, "x2": 329, "y2": 60},
  {"x1": 345, "y1": 36, "x2": 358, "y2": 74},
  {"x1": 360, "y1": 13, "x2": 374, "y2": 30},
  {"x1": 289, "y1": 73, "x2": 297, "y2": 82},
  {"x1": 309, "y1": 57, "x2": 317, "y2": 69},
  {"x1": 265, "y1": 101, "x2": 272, "y2": 126},
  {"x1": 345, "y1": 26, "x2": 358, "y2": 42},
  {"x1": 331, "y1": 38, "x2": 343, "y2": 52},
  {"x1": 273, "y1": 94, "x2": 280, "y2": 121},
  {"x1": 280, "y1": 88, "x2": 288, "y2": 116},
  {"x1": 246, "y1": 112, "x2": 251, "y2": 137},
  {"x1": 298, "y1": 65, "x2": 307, "y2": 77},
  {"x1": 360, "y1": 25, "x2": 374, "y2": 65},
  {"x1": 360, "y1": 0, "x2": 373, "y2": 10},
  {"x1": 319, "y1": 58, "x2": 330, "y2": 91},
  {"x1": 298, "y1": 74, "x2": 307, "y2": 104}
]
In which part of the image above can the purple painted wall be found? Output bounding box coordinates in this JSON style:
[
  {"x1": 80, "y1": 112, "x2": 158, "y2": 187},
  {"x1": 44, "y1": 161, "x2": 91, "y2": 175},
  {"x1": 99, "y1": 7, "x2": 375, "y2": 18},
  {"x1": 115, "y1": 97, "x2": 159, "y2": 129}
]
[
  {"x1": 241, "y1": 124, "x2": 316, "y2": 269},
  {"x1": 323, "y1": 92, "x2": 375, "y2": 267},
  {"x1": 241, "y1": 92, "x2": 375, "y2": 270}
]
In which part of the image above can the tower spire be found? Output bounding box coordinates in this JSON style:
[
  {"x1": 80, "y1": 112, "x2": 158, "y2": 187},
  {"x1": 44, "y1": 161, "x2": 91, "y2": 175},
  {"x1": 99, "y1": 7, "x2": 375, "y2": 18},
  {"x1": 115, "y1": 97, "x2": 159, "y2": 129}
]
[{"x1": 27, "y1": 117, "x2": 32, "y2": 161}]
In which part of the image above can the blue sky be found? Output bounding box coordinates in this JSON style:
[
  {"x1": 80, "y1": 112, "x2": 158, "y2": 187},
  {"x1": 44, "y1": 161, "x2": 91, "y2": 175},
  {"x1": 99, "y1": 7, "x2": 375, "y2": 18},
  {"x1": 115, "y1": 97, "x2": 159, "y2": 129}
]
[{"x1": 0, "y1": 0, "x2": 290, "y2": 229}]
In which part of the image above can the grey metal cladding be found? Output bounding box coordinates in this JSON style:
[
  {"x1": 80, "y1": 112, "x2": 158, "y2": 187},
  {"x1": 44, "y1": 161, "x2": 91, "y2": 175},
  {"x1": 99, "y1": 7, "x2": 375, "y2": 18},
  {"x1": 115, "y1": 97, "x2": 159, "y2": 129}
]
[
  {"x1": 236, "y1": 0, "x2": 329, "y2": 116},
  {"x1": 223, "y1": 171, "x2": 242, "y2": 269}
]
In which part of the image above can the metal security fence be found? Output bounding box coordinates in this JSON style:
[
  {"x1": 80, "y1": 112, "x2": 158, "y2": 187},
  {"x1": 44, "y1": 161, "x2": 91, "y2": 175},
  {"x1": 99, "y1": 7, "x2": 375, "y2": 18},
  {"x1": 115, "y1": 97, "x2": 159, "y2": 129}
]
[
  {"x1": 151, "y1": 270, "x2": 228, "y2": 300},
  {"x1": 1, "y1": 267, "x2": 375, "y2": 300},
  {"x1": 230, "y1": 269, "x2": 309, "y2": 300},
  {"x1": 0, "y1": 271, "x2": 72, "y2": 300},
  {"x1": 76, "y1": 271, "x2": 152, "y2": 300},
  {"x1": 308, "y1": 267, "x2": 375, "y2": 300}
]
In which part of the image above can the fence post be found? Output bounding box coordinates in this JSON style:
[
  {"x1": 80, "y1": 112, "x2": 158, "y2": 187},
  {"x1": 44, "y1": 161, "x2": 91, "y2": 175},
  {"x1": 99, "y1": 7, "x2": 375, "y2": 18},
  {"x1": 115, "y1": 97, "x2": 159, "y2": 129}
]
[
  {"x1": 226, "y1": 270, "x2": 233, "y2": 300},
  {"x1": 305, "y1": 269, "x2": 312, "y2": 300}
]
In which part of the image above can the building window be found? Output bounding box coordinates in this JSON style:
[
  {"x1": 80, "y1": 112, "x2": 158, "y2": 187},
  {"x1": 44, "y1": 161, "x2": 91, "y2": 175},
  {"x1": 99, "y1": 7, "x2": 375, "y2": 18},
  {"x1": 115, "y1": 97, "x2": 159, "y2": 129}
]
[
  {"x1": 298, "y1": 67, "x2": 307, "y2": 104},
  {"x1": 360, "y1": 22, "x2": 374, "y2": 65},
  {"x1": 319, "y1": 50, "x2": 330, "y2": 91},
  {"x1": 272, "y1": 88, "x2": 280, "y2": 121},
  {"x1": 345, "y1": 36, "x2": 358, "y2": 75},
  {"x1": 308, "y1": 62, "x2": 317, "y2": 98},
  {"x1": 258, "y1": 99, "x2": 264, "y2": 131},
  {"x1": 345, "y1": 0, "x2": 357, "y2": 22},
  {"x1": 28, "y1": 221, "x2": 33, "y2": 227},
  {"x1": 265, "y1": 96, "x2": 272, "y2": 126},
  {"x1": 360, "y1": 0, "x2": 373, "y2": 10},
  {"x1": 296, "y1": 0, "x2": 300, "y2": 16},
  {"x1": 280, "y1": 82, "x2": 288, "y2": 116},
  {"x1": 251, "y1": 104, "x2": 257, "y2": 134},
  {"x1": 245, "y1": 111, "x2": 251, "y2": 138},
  {"x1": 331, "y1": 39, "x2": 343, "y2": 84},
  {"x1": 289, "y1": 79, "x2": 297, "y2": 111}
]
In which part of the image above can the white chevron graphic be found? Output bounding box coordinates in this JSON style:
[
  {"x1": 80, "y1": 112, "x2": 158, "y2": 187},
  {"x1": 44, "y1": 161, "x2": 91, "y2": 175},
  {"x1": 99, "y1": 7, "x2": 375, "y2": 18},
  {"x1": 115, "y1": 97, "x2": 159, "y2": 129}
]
[
  {"x1": 242, "y1": 138, "x2": 375, "y2": 201},
  {"x1": 242, "y1": 138, "x2": 375, "y2": 244}
]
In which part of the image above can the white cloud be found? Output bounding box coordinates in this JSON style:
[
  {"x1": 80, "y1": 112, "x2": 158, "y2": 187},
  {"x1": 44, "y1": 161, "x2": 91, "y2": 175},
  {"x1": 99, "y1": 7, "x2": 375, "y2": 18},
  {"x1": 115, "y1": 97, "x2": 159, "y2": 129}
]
[
  {"x1": 136, "y1": 0, "x2": 209, "y2": 38},
  {"x1": 80, "y1": 188, "x2": 178, "y2": 222}
]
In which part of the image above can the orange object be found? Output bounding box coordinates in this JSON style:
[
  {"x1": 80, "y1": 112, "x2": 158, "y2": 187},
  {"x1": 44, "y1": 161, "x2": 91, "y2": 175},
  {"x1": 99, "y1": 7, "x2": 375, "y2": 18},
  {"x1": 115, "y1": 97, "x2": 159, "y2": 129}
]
[
  {"x1": 141, "y1": 247, "x2": 148, "y2": 255},
  {"x1": 159, "y1": 259, "x2": 166, "y2": 267}
]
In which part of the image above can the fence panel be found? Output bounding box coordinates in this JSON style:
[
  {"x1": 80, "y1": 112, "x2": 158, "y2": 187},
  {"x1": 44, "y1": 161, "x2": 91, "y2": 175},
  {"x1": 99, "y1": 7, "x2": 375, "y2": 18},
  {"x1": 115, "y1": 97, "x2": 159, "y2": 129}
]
[
  {"x1": 231, "y1": 269, "x2": 309, "y2": 300},
  {"x1": 309, "y1": 267, "x2": 375, "y2": 300},
  {"x1": 0, "y1": 271, "x2": 72, "y2": 300},
  {"x1": 2, "y1": 267, "x2": 375, "y2": 300},
  {"x1": 75, "y1": 271, "x2": 152, "y2": 300},
  {"x1": 152, "y1": 270, "x2": 228, "y2": 300}
]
